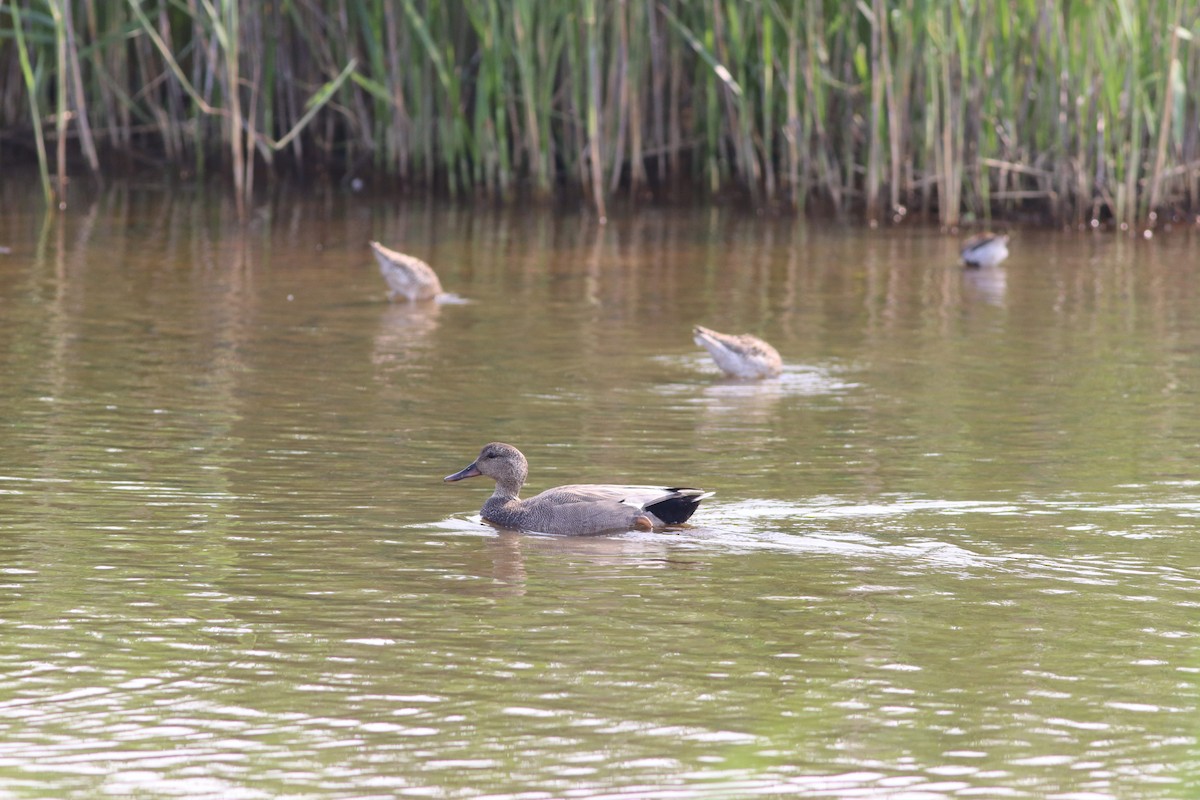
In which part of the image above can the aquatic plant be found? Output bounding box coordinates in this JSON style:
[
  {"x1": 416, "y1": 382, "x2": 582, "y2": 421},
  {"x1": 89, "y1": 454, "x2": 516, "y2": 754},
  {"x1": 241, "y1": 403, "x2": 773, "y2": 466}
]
[{"x1": 0, "y1": 1, "x2": 1197, "y2": 229}]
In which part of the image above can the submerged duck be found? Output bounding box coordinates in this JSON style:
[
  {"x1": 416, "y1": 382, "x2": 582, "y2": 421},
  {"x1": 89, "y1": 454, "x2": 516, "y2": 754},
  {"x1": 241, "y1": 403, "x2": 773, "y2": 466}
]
[
  {"x1": 369, "y1": 240, "x2": 444, "y2": 301},
  {"x1": 960, "y1": 233, "x2": 1010, "y2": 267},
  {"x1": 444, "y1": 442, "x2": 711, "y2": 535},
  {"x1": 693, "y1": 325, "x2": 783, "y2": 379}
]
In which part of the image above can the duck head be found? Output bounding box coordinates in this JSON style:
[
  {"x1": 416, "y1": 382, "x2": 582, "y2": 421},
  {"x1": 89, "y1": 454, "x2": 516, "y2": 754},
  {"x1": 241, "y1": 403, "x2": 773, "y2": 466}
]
[{"x1": 444, "y1": 442, "x2": 529, "y2": 495}]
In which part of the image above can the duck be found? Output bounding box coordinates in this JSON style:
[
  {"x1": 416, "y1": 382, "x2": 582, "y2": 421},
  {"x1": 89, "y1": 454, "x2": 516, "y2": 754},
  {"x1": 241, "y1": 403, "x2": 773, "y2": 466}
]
[
  {"x1": 369, "y1": 240, "x2": 443, "y2": 301},
  {"x1": 960, "y1": 232, "x2": 1010, "y2": 267},
  {"x1": 693, "y1": 325, "x2": 783, "y2": 379},
  {"x1": 444, "y1": 442, "x2": 712, "y2": 535}
]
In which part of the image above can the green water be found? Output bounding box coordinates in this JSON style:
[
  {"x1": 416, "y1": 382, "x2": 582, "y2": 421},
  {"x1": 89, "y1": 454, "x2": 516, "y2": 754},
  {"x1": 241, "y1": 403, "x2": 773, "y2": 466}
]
[{"x1": 1, "y1": 186, "x2": 1199, "y2": 798}]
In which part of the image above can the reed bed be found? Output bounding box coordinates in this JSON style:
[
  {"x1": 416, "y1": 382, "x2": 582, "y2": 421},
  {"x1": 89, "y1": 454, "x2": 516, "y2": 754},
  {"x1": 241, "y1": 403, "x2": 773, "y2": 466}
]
[{"x1": 2, "y1": 1, "x2": 1198, "y2": 228}]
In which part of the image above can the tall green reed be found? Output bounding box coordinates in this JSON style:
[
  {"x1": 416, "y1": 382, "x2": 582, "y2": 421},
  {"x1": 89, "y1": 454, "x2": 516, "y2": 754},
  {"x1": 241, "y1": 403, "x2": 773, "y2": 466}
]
[
  {"x1": 1, "y1": 0, "x2": 1197, "y2": 229},
  {"x1": 8, "y1": 2, "x2": 54, "y2": 206}
]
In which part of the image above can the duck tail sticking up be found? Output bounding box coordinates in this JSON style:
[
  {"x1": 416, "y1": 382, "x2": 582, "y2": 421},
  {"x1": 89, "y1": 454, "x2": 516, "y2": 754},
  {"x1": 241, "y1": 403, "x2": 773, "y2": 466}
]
[{"x1": 645, "y1": 488, "x2": 713, "y2": 525}]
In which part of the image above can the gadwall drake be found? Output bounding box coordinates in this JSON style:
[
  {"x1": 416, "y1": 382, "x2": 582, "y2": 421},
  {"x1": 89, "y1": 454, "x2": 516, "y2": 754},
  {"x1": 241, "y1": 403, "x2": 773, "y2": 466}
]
[
  {"x1": 370, "y1": 240, "x2": 444, "y2": 301},
  {"x1": 444, "y1": 442, "x2": 712, "y2": 535},
  {"x1": 960, "y1": 233, "x2": 1010, "y2": 267},
  {"x1": 693, "y1": 325, "x2": 783, "y2": 379}
]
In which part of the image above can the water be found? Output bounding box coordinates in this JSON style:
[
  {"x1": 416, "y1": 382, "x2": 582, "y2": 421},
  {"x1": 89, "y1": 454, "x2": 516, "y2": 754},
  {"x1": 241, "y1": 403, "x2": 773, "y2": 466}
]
[{"x1": 2, "y1": 184, "x2": 1200, "y2": 798}]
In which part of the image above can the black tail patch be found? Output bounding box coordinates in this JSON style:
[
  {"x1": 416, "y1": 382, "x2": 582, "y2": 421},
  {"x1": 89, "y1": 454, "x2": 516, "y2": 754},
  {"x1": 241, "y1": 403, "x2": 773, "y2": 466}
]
[{"x1": 646, "y1": 489, "x2": 706, "y2": 525}]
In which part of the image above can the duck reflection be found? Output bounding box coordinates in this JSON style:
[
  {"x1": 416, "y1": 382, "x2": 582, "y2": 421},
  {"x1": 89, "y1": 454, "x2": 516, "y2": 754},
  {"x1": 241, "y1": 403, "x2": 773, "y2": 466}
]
[
  {"x1": 372, "y1": 301, "x2": 441, "y2": 370},
  {"x1": 962, "y1": 265, "x2": 1007, "y2": 307},
  {"x1": 699, "y1": 376, "x2": 785, "y2": 423},
  {"x1": 694, "y1": 364, "x2": 857, "y2": 444},
  {"x1": 470, "y1": 527, "x2": 686, "y2": 596}
]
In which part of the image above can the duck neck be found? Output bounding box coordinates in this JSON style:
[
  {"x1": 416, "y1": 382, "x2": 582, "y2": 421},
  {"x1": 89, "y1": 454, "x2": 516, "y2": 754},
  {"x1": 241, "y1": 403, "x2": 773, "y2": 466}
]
[
  {"x1": 481, "y1": 482, "x2": 521, "y2": 523},
  {"x1": 488, "y1": 480, "x2": 522, "y2": 504}
]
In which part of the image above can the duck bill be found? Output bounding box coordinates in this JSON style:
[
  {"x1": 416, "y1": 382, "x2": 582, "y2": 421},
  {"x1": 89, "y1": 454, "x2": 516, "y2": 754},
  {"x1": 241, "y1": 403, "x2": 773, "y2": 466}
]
[{"x1": 444, "y1": 462, "x2": 482, "y2": 482}]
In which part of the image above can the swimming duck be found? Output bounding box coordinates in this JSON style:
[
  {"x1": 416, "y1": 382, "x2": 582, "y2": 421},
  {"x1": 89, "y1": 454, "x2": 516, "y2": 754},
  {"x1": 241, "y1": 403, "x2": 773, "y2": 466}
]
[
  {"x1": 960, "y1": 233, "x2": 1010, "y2": 267},
  {"x1": 693, "y1": 325, "x2": 783, "y2": 379},
  {"x1": 369, "y1": 240, "x2": 444, "y2": 301},
  {"x1": 444, "y1": 442, "x2": 711, "y2": 535}
]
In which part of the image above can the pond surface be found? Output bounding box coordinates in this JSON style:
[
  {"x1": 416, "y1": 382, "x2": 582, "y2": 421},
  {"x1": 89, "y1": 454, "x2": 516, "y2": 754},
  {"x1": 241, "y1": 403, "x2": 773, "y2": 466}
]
[{"x1": 1, "y1": 183, "x2": 1200, "y2": 798}]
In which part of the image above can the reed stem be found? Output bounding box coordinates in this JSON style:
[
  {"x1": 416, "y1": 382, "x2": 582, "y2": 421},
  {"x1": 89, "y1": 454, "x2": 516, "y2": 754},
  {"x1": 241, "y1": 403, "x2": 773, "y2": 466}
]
[{"x1": 9, "y1": 3, "x2": 54, "y2": 207}]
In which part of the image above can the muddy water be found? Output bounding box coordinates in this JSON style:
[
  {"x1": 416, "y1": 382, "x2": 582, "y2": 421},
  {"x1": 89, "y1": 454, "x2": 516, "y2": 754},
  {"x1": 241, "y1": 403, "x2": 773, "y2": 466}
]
[{"x1": 1, "y1": 185, "x2": 1199, "y2": 798}]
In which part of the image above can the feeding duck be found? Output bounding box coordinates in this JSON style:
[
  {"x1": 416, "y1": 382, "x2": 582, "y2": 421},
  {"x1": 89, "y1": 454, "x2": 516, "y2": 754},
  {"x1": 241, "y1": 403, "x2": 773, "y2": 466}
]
[
  {"x1": 369, "y1": 240, "x2": 444, "y2": 301},
  {"x1": 693, "y1": 325, "x2": 783, "y2": 379},
  {"x1": 960, "y1": 232, "x2": 1010, "y2": 267},
  {"x1": 444, "y1": 442, "x2": 711, "y2": 535}
]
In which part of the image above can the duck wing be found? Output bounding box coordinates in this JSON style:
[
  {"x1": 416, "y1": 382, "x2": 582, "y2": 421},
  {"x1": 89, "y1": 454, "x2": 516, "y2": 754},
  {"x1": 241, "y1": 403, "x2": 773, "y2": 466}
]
[
  {"x1": 693, "y1": 326, "x2": 782, "y2": 378},
  {"x1": 529, "y1": 484, "x2": 712, "y2": 530},
  {"x1": 960, "y1": 233, "x2": 1010, "y2": 267},
  {"x1": 370, "y1": 241, "x2": 443, "y2": 301}
]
